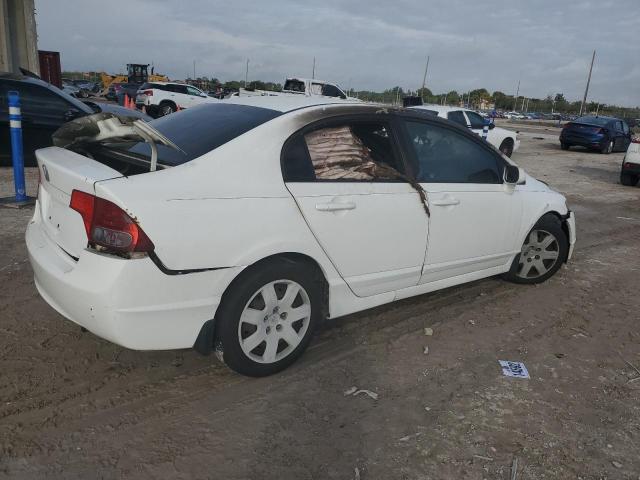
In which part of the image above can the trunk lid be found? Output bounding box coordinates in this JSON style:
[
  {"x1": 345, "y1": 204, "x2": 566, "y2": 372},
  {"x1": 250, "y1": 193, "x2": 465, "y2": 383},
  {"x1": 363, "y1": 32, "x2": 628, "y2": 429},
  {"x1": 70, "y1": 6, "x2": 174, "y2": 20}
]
[{"x1": 36, "y1": 146, "x2": 123, "y2": 258}]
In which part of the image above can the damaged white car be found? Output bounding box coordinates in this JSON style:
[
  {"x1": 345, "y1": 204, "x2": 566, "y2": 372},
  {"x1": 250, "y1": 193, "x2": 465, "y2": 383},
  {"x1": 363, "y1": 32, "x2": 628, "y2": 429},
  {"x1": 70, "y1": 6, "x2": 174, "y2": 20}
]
[{"x1": 26, "y1": 99, "x2": 576, "y2": 376}]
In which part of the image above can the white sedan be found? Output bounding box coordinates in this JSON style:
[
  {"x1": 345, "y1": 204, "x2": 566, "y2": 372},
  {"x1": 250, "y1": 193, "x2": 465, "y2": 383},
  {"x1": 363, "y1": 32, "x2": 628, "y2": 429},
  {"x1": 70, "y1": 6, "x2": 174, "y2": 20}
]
[
  {"x1": 411, "y1": 105, "x2": 520, "y2": 157},
  {"x1": 26, "y1": 99, "x2": 575, "y2": 376}
]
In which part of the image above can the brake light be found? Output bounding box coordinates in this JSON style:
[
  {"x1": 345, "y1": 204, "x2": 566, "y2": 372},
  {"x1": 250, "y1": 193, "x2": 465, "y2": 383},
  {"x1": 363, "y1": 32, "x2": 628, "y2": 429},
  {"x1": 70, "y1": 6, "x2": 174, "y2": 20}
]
[
  {"x1": 632, "y1": 137, "x2": 640, "y2": 144},
  {"x1": 562, "y1": 122, "x2": 572, "y2": 129},
  {"x1": 143, "y1": 89, "x2": 153, "y2": 96},
  {"x1": 70, "y1": 190, "x2": 154, "y2": 254}
]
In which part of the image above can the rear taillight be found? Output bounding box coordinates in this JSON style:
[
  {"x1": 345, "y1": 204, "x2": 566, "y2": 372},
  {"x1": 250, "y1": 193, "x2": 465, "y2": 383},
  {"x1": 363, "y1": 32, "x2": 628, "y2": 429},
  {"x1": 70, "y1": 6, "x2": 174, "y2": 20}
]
[
  {"x1": 70, "y1": 190, "x2": 154, "y2": 254},
  {"x1": 562, "y1": 122, "x2": 572, "y2": 129},
  {"x1": 632, "y1": 137, "x2": 640, "y2": 144},
  {"x1": 143, "y1": 89, "x2": 153, "y2": 96}
]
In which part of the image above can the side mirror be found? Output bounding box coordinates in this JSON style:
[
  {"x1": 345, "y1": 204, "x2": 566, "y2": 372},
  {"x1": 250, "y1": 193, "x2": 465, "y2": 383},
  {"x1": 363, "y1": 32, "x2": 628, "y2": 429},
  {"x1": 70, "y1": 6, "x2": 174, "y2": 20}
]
[{"x1": 504, "y1": 165, "x2": 526, "y2": 185}]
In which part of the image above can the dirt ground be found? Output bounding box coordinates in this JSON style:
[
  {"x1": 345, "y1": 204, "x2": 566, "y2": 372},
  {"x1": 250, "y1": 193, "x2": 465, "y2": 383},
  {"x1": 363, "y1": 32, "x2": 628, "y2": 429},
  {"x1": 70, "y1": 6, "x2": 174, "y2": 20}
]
[{"x1": 1, "y1": 127, "x2": 639, "y2": 480}]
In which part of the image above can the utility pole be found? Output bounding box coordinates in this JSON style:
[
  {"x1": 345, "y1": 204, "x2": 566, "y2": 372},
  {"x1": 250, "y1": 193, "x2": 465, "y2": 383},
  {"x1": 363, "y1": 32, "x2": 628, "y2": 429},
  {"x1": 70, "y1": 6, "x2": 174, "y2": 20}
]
[
  {"x1": 312, "y1": 57, "x2": 316, "y2": 79},
  {"x1": 193, "y1": 60, "x2": 196, "y2": 80},
  {"x1": 244, "y1": 58, "x2": 249, "y2": 88},
  {"x1": 513, "y1": 78, "x2": 520, "y2": 111},
  {"x1": 420, "y1": 56, "x2": 430, "y2": 101},
  {"x1": 579, "y1": 50, "x2": 596, "y2": 117}
]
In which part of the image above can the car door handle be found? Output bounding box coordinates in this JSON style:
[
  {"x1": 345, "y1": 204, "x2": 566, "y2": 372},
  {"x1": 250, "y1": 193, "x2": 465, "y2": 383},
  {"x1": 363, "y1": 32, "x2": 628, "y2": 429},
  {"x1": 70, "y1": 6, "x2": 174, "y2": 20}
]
[
  {"x1": 315, "y1": 202, "x2": 356, "y2": 212},
  {"x1": 431, "y1": 198, "x2": 460, "y2": 206}
]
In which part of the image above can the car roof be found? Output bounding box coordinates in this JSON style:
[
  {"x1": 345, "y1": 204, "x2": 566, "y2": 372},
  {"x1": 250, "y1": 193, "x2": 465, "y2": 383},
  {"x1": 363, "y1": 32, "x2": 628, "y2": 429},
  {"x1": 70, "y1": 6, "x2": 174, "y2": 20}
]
[
  {"x1": 411, "y1": 104, "x2": 470, "y2": 115},
  {"x1": 224, "y1": 95, "x2": 363, "y2": 113}
]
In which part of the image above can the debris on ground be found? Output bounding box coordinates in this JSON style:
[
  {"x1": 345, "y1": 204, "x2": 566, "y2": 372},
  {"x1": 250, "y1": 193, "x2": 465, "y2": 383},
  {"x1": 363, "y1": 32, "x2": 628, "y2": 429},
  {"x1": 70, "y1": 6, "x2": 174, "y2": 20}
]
[
  {"x1": 612, "y1": 461, "x2": 622, "y2": 469},
  {"x1": 423, "y1": 346, "x2": 429, "y2": 355},
  {"x1": 499, "y1": 360, "x2": 530, "y2": 379},
  {"x1": 424, "y1": 327, "x2": 433, "y2": 336},
  {"x1": 511, "y1": 457, "x2": 519, "y2": 480},
  {"x1": 344, "y1": 386, "x2": 378, "y2": 400},
  {"x1": 344, "y1": 386, "x2": 358, "y2": 396},
  {"x1": 354, "y1": 466, "x2": 361, "y2": 480},
  {"x1": 398, "y1": 432, "x2": 422, "y2": 442}
]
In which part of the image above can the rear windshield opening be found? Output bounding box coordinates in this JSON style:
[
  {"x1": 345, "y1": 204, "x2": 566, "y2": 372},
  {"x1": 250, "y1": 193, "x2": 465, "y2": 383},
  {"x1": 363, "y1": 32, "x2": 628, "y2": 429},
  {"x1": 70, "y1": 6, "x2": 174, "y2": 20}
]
[{"x1": 87, "y1": 103, "x2": 282, "y2": 169}]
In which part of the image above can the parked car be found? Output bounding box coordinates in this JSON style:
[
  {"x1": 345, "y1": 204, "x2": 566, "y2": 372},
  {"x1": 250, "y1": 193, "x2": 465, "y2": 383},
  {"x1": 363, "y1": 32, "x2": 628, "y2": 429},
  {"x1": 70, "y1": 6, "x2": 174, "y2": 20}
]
[
  {"x1": 26, "y1": 98, "x2": 575, "y2": 376},
  {"x1": 0, "y1": 72, "x2": 150, "y2": 166},
  {"x1": 560, "y1": 115, "x2": 632, "y2": 154},
  {"x1": 71, "y1": 79, "x2": 100, "y2": 93},
  {"x1": 410, "y1": 105, "x2": 520, "y2": 156},
  {"x1": 105, "y1": 82, "x2": 123, "y2": 101},
  {"x1": 135, "y1": 81, "x2": 218, "y2": 116},
  {"x1": 62, "y1": 81, "x2": 88, "y2": 98},
  {"x1": 620, "y1": 137, "x2": 640, "y2": 186}
]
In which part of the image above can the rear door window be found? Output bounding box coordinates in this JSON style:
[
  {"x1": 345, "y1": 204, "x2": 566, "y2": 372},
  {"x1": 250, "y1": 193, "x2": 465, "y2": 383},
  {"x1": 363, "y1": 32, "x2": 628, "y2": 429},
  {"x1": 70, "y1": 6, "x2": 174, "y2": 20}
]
[
  {"x1": 187, "y1": 86, "x2": 202, "y2": 96},
  {"x1": 447, "y1": 110, "x2": 468, "y2": 127},
  {"x1": 282, "y1": 121, "x2": 405, "y2": 182}
]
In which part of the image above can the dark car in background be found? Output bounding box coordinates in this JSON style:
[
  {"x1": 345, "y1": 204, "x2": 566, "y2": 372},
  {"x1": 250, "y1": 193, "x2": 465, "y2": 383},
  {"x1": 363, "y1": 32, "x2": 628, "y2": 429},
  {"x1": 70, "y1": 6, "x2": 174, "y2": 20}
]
[
  {"x1": 0, "y1": 73, "x2": 150, "y2": 167},
  {"x1": 560, "y1": 115, "x2": 631, "y2": 154}
]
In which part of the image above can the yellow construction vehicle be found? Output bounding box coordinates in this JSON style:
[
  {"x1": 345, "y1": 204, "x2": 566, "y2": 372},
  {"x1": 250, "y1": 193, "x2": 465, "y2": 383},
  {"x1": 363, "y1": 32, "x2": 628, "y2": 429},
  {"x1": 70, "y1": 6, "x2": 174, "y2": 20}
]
[{"x1": 100, "y1": 64, "x2": 168, "y2": 92}]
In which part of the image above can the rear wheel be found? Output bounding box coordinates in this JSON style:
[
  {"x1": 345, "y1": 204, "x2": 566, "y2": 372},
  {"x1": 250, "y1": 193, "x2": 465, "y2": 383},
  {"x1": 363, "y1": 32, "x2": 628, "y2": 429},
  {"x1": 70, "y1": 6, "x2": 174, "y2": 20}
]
[
  {"x1": 620, "y1": 172, "x2": 639, "y2": 186},
  {"x1": 560, "y1": 142, "x2": 570, "y2": 150},
  {"x1": 215, "y1": 259, "x2": 322, "y2": 377},
  {"x1": 499, "y1": 139, "x2": 514, "y2": 157},
  {"x1": 504, "y1": 214, "x2": 568, "y2": 284},
  {"x1": 159, "y1": 101, "x2": 176, "y2": 116},
  {"x1": 601, "y1": 140, "x2": 613, "y2": 154}
]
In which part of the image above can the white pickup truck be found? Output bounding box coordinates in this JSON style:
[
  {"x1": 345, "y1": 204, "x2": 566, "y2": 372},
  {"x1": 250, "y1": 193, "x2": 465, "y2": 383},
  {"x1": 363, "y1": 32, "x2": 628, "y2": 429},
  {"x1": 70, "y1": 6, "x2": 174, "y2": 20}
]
[{"x1": 235, "y1": 77, "x2": 352, "y2": 101}]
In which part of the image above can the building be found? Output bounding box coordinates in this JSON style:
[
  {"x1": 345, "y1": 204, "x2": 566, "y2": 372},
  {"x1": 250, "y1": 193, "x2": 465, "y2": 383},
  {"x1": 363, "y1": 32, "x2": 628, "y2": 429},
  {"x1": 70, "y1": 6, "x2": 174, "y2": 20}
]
[{"x1": 0, "y1": 0, "x2": 39, "y2": 74}]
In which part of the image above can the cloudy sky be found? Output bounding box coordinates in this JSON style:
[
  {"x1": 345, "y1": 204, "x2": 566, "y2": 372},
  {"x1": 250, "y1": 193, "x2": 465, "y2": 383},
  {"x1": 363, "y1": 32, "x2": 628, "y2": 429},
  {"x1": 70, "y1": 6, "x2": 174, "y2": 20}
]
[{"x1": 35, "y1": 0, "x2": 639, "y2": 107}]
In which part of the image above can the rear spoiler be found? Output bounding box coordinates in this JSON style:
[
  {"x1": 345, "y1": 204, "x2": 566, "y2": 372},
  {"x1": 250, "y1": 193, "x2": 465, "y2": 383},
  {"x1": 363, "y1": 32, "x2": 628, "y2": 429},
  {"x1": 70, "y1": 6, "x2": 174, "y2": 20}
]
[{"x1": 53, "y1": 113, "x2": 184, "y2": 171}]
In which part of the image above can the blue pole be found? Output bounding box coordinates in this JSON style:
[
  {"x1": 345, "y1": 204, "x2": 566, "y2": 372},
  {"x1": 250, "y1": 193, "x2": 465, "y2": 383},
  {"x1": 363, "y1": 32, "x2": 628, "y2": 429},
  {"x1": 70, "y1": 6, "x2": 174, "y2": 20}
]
[{"x1": 8, "y1": 91, "x2": 27, "y2": 202}]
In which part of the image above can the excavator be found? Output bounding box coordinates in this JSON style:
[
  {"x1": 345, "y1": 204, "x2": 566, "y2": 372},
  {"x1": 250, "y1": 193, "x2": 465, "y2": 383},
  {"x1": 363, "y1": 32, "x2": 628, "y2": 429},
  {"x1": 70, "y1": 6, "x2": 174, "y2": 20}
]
[{"x1": 100, "y1": 64, "x2": 168, "y2": 93}]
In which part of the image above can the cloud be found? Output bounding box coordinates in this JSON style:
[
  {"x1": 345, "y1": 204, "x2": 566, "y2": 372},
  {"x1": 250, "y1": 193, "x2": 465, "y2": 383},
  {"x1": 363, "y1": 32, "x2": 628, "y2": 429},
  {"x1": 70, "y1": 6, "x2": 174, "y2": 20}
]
[{"x1": 34, "y1": 0, "x2": 639, "y2": 106}]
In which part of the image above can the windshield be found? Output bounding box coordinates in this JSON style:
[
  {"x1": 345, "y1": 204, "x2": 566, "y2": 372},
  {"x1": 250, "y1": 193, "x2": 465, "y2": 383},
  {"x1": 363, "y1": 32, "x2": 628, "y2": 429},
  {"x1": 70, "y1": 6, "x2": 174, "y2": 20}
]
[
  {"x1": 576, "y1": 116, "x2": 611, "y2": 126},
  {"x1": 104, "y1": 103, "x2": 282, "y2": 166}
]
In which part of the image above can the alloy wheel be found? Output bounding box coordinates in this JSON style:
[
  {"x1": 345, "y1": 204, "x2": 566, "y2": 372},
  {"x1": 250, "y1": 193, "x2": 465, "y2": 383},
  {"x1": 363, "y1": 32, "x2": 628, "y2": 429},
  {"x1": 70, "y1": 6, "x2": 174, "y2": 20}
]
[
  {"x1": 238, "y1": 280, "x2": 311, "y2": 364},
  {"x1": 516, "y1": 229, "x2": 560, "y2": 279}
]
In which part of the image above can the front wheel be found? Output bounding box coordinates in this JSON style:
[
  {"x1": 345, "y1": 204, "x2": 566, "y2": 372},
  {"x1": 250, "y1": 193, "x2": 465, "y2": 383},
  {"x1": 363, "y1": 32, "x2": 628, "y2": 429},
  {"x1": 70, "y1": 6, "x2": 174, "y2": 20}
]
[
  {"x1": 504, "y1": 214, "x2": 568, "y2": 284},
  {"x1": 621, "y1": 172, "x2": 639, "y2": 186},
  {"x1": 215, "y1": 259, "x2": 322, "y2": 376}
]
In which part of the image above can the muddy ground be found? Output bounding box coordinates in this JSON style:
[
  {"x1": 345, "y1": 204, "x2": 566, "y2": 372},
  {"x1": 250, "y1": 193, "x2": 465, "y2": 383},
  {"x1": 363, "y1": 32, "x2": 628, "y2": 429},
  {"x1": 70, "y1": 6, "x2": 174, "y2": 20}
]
[{"x1": 0, "y1": 128, "x2": 639, "y2": 479}]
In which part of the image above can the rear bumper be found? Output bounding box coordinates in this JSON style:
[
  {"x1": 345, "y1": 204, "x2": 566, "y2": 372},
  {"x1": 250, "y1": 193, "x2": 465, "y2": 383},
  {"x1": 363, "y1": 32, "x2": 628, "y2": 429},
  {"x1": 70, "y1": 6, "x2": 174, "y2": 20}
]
[
  {"x1": 560, "y1": 133, "x2": 606, "y2": 149},
  {"x1": 26, "y1": 205, "x2": 242, "y2": 350}
]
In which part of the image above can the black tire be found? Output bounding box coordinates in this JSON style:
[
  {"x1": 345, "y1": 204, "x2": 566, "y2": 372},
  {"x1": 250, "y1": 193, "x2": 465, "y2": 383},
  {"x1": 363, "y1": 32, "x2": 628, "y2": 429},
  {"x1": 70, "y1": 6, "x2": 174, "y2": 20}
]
[
  {"x1": 499, "y1": 139, "x2": 514, "y2": 157},
  {"x1": 601, "y1": 140, "x2": 613, "y2": 154},
  {"x1": 159, "y1": 101, "x2": 176, "y2": 116},
  {"x1": 504, "y1": 214, "x2": 568, "y2": 285},
  {"x1": 560, "y1": 142, "x2": 570, "y2": 150},
  {"x1": 620, "y1": 172, "x2": 639, "y2": 186},
  {"x1": 215, "y1": 259, "x2": 323, "y2": 377}
]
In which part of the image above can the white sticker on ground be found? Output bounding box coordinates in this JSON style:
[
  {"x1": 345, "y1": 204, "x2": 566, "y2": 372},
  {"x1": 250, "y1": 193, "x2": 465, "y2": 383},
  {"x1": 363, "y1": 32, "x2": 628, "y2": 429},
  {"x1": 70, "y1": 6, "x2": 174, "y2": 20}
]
[{"x1": 499, "y1": 360, "x2": 530, "y2": 379}]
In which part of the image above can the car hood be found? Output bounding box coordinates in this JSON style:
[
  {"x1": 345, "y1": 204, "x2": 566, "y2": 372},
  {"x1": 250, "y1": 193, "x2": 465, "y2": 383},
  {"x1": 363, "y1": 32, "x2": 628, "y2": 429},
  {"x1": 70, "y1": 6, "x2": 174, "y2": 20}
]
[
  {"x1": 492, "y1": 125, "x2": 516, "y2": 136},
  {"x1": 91, "y1": 102, "x2": 152, "y2": 121}
]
